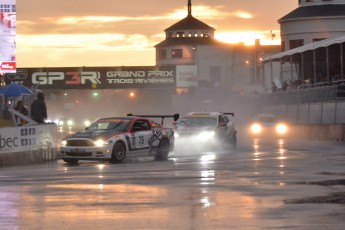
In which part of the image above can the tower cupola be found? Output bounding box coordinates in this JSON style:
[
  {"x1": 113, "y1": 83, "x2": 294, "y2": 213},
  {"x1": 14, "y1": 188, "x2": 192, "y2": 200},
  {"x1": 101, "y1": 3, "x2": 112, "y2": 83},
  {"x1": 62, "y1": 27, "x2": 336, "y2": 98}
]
[{"x1": 164, "y1": 0, "x2": 215, "y2": 39}]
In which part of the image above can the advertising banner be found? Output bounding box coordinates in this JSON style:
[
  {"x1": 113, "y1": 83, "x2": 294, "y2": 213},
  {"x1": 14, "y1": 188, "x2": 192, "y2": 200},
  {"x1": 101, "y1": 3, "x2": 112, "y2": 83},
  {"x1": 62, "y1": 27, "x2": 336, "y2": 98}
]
[
  {"x1": 176, "y1": 65, "x2": 198, "y2": 88},
  {"x1": 11, "y1": 66, "x2": 176, "y2": 89},
  {"x1": 0, "y1": 124, "x2": 57, "y2": 154},
  {"x1": 0, "y1": 0, "x2": 16, "y2": 73}
]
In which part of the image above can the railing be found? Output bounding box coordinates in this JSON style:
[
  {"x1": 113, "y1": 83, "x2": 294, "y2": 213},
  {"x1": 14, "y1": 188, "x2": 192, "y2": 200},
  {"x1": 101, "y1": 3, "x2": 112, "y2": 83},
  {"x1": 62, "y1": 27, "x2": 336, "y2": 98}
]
[
  {"x1": 260, "y1": 86, "x2": 345, "y2": 124},
  {"x1": 296, "y1": 79, "x2": 345, "y2": 90}
]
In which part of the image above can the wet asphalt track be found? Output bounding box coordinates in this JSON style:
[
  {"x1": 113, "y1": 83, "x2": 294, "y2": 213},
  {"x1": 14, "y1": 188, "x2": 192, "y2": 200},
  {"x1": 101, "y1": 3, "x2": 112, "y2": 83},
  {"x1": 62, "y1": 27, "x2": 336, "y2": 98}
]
[{"x1": 0, "y1": 134, "x2": 345, "y2": 230}]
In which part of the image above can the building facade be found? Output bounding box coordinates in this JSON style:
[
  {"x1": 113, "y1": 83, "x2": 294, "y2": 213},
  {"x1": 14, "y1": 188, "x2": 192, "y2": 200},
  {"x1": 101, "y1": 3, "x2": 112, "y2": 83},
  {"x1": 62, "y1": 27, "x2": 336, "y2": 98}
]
[
  {"x1": 155, "y1": 0, "x2": 280, "y2": 91},
  {"x1": 279, "y1": 0, "x2": 345, "y2": 51}
]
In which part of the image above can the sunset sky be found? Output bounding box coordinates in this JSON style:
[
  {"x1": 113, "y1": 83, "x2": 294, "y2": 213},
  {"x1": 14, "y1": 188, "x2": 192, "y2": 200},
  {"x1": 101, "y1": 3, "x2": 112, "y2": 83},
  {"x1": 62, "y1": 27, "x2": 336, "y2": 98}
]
[{"x1": 16, "y1": 0, "x2": 297, "y2": 68}]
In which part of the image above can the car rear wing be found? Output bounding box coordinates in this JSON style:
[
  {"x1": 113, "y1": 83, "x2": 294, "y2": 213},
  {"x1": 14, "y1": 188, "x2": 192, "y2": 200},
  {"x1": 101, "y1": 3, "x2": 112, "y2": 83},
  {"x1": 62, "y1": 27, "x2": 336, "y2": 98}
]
[
  {"x1": 127, "y1": 113, "x2": 179, "y2": 126},
  {"x1": 224, "y1": 113, "x2": 234, "y2": 117}
]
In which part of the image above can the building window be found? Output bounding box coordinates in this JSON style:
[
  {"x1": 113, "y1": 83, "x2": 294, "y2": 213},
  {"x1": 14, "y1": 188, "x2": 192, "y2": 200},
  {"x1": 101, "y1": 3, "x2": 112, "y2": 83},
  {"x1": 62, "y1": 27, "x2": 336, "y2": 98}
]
[
  {"x1": 177, "y1": 32, "x2": 184, "y2": 37},
  {"x1": 202, "y1": 31, "x2": 210, "y2": 37},
  {"x1": 289, "y1": 39, "x2": 304, "y2": 49},
  {"x1": 188, "y1": 31, "x2": 198, "y2": 37},
  {"x1": 167, "y1": 32, "x2": 173, "y2": 38},
  {"x1": 171, "y1": 49, "x2": 183, "y2": 58},
  {"x1": 158, "y1": 49, "x2": 167, "y2": 59}
]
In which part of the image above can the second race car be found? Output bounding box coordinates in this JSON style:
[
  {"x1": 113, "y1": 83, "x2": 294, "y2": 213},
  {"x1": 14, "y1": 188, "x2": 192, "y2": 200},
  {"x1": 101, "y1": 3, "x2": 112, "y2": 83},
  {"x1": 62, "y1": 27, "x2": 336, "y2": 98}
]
[
  {"x1": 60, "y1": 114, "x2": 179, "y2": 164},
  {"x1": 249, "y1": 113, "x2": 289, "y2": 137},
  {"x1": 173, "y1": 112, "x2": 237, "y2": 151}
]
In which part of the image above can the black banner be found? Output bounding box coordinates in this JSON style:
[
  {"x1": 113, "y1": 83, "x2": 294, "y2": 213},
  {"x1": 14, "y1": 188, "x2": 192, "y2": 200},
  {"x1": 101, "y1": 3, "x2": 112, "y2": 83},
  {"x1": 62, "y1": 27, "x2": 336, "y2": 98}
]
[{"x1": 8, "y1": 66, "x2": 176, "y2": 90}]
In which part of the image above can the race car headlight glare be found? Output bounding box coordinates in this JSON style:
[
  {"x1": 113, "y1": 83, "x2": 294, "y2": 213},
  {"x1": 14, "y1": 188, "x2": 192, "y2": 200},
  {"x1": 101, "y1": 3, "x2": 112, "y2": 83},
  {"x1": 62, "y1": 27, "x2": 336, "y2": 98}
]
[
  {"x1": 94, "y1": 139, "x2": 108, "y2": 147},
  {"x1": 84, "y1": 120, "x2": 91, "y2": 127},
  {"x1": 61, "y1": 140, "x2": 66, "y2": 147},
  {"x1": 251, "y1": 123, "x2": 262, "y2": 134},
  {"x1": 67, "y1": 120, "x2": 73, "y2": 126},
  {"x1": 198, "y1": 131, "x2": 215, "y2": 140},
  {"x1": 276, "y1": 124, "x2": 287, "y2": 134}
]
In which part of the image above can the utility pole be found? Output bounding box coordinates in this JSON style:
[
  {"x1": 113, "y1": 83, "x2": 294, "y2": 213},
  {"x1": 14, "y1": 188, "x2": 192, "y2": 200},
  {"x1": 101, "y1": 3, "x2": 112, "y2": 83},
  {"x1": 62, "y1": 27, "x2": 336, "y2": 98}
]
[{"x1": 254, "y1": 39, "x2": 260, "y2": 84}]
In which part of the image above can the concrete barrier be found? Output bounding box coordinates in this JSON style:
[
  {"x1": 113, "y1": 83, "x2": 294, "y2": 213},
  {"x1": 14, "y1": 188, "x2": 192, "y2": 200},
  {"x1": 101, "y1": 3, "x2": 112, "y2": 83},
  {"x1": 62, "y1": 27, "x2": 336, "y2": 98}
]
[
  {"x1": 0, "y1": 123, "x2": 58, "y2": 167},
  {"x1": 291, "y1": 124, "x2": 345, "y2": 141}
]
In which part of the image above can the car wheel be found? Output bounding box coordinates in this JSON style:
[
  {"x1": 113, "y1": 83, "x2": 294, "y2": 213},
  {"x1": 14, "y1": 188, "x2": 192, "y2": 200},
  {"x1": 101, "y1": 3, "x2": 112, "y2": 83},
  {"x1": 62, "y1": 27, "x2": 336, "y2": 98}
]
[
  {"x1": 111, "y1": 142, "x2": 126, "y2": 163},
  {"x1": 63, "y1": 159, "x2": 79, "y2": 164},
  {"x1": 225, "y1": 133, "x2": 236, "y2": 151},
  {"x1": 154, "y1": 139, "x2": 169, "y2": 161},
  {"x1": 230, "y1": 133, "x2": 237, "y2": 150}
]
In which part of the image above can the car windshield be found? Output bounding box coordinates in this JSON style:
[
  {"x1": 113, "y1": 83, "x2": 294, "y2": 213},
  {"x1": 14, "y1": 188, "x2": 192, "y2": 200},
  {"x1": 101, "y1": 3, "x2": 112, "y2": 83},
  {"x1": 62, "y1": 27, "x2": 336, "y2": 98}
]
[
  {"x1": 178, "y1": 117, "x2": 217, "y2": 126},
  {"x1": 88, "y1": 119, "x2": 130, "y2": 131},
  {"x1": 256, "y1": 116, "x2": 276, "y2": 123}
]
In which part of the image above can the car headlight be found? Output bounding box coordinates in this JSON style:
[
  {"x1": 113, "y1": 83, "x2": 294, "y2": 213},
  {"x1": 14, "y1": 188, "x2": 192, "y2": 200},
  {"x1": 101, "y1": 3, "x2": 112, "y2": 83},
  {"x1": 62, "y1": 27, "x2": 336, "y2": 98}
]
[
  {"x1": 174, "y1": 132, "x2": 179, "y2": 138},
  {"x1": 250, "y1": 123, "x2": 262, "y2": 134},
  {"x1": 67, "y1": 120, "x2": 73, "y2": 127},
  {"x1": 84, "y1": 120, "x2": 91, "y2": 127},
  {"x1": 198, "y1": 131, "x2": 215, "y2": 140},
  {"x1": 276, "y1": 124, "x2": 287, "y2": 134},
  {"x1": 61, "y1": 140, "x2": 66, "y2": 147},
  {"x1": 94, "y1": 139, "x2": 109, "y2": 147}
]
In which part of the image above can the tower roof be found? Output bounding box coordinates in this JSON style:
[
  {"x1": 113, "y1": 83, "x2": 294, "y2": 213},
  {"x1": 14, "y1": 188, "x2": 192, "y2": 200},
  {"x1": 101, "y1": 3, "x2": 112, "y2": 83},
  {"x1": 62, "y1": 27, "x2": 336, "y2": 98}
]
[
  {"x1": 279, "y1": 4, "x2": 345, "y2": 22},
  {"x1": 154, "y1": 37, "x2": 223, "y2": 48},
  {"x1": 164, "y1": 15, "x2": 215, "y2": 32},
  {"x1": 164, "y1": 1, "x2": 214, "y2": 32}
]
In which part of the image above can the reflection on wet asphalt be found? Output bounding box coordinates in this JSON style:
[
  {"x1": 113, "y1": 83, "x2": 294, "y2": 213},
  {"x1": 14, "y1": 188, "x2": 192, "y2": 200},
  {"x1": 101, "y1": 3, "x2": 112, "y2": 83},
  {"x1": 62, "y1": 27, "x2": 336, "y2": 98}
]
[{"x1": 0, "y1": 137, "x2": 345, "y2": 230}]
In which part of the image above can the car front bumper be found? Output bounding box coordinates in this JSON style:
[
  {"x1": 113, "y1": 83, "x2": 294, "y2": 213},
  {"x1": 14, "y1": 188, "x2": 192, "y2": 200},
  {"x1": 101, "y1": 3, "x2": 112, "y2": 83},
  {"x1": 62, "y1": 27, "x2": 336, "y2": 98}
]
[{"x1": 60, "y1": 145, "x2": 113, "y2": 160}]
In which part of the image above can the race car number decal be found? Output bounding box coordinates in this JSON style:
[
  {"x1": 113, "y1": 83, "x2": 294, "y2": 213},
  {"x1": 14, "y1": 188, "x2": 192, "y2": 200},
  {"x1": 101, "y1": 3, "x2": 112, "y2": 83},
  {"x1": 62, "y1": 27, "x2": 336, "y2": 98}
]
[
  {"x1": 148, "y1": 128, "x2": 162, "y2": 148},
  {"x1": 138, "y1": 136, "x2": 144, "y2": 146}
]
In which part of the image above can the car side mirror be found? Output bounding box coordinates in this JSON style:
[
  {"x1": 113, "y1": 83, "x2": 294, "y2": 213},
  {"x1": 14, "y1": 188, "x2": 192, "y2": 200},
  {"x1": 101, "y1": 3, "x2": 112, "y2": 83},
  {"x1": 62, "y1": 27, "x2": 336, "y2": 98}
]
[{"x1": 174, "y1": 114, "x2": 179, "y2": 121}]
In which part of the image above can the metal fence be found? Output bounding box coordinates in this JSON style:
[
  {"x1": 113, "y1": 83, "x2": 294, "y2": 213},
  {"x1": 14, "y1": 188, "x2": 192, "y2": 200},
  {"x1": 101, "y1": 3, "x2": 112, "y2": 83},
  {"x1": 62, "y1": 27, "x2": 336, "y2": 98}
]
[{"x1": 259, "y1": 85, "x2": 345, "y2": 124}]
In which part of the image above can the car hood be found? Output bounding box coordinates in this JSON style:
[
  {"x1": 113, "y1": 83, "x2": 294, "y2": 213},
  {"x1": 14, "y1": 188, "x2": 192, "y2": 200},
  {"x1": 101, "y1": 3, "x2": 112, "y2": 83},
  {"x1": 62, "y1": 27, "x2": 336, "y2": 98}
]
[
  {"x1": 66, "y1": 129, "x2": 121, "y2": 140},
  {"x1": 175, "y1": 125, "x2": 215, "y2": 133},
  {"x1": 257, "y1": 122, "x2": 276, "y2": 127}
]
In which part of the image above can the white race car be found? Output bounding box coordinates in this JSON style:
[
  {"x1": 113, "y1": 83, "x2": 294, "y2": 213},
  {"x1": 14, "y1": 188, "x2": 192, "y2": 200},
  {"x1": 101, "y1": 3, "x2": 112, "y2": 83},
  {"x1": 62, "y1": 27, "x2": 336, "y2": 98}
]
[
  {"x1": 60, "y1": 114, "x2": 179, "y2": 164},
  {"x1": 173, "y1": 112, "x2": 237, "y2": 150}
]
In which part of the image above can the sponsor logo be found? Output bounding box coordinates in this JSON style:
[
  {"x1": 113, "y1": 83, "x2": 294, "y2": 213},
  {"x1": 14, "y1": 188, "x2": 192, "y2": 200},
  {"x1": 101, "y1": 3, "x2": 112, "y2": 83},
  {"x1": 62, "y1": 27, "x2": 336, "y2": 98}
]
[
  {"x1": 106, "y1": 70, "x2": 174, "y2": 84},
  {"x1": 32, "y1": 72, "x2": 101, "y2": 85},
  {"x1": 7, "y1": 69, "x2": 28, "y2": 80},
  {"x1": 20, "y1": 128, "x2": 36, "y2": 147},
  {"x1": 0, "y1": 128, "x2": 36, "y2": 150},
  {"x1": 107, "y1": 71, "x2": 174, "y2": 78},
  {"x1": 0, "y1": 62, "x2": 16, "y2": 72}
]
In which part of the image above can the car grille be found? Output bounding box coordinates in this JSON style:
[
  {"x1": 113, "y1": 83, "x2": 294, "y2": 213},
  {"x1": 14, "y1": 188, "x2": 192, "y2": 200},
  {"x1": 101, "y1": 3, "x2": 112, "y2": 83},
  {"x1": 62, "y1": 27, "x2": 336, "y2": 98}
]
[
  {"x1": 65, "y1": 152, "x2": 92, "y2": 157},
  {"x1": 66, "y1": 139, "x2": 94, "y2": 146}
]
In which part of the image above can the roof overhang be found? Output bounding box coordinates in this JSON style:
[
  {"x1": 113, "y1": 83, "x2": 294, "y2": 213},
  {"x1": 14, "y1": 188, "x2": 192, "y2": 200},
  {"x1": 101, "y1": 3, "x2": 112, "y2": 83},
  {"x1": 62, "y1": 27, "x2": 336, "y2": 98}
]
[{"x1": 264, "y1": 35, "x2": 345, "y2": 62}]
